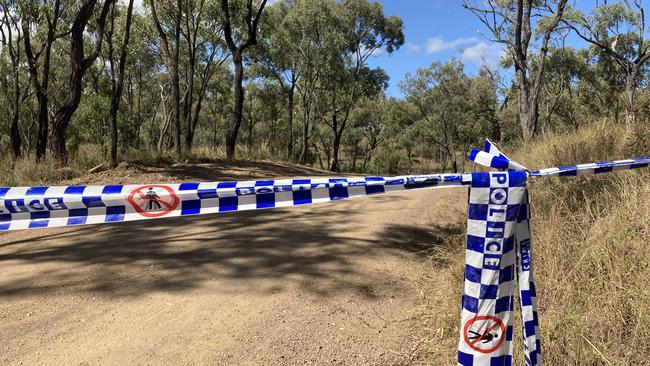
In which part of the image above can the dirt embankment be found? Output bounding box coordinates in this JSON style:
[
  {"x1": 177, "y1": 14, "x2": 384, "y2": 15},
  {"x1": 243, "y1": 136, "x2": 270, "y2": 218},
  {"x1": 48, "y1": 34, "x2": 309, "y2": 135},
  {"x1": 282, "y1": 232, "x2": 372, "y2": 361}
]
[{"x1": 0, "y1": 160, "x2": 467, "y2": 365}]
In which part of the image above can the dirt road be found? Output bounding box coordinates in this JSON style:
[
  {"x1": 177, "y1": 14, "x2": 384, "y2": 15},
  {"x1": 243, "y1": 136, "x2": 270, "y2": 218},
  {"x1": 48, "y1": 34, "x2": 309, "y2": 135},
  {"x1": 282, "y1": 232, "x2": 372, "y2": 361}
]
[{"x1": 0, "y1": 161, "x2": 467, "y2": 365}]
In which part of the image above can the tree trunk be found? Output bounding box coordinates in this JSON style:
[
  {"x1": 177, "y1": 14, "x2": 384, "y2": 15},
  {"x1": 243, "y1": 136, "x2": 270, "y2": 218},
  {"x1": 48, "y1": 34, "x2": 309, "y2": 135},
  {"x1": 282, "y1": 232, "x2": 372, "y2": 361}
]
[
  {"x1": 110, "y1": 0, "x2": 135, "y2": 167},
  {"x1": 172, "y1": 0, "x2": 182, "y2": 157},
  {"x1": 624, "y1": 72, "x2": 638, "y2": 128},
  {"x1": 149, "y1": 0, "x2": 182, "y2": 156},
  {"x1": 226, "y1": 52, "x2": 245, "y2": 160},
  {"x1": 516, "y1": 70, "x2": 537, "y2": 143},
  {"x1": 330, "y1": 132, "x2": 342, "y2": 172},
  {"x1": 329, "y1": 93, "x2": 340, "y2": 172},
  {"x1": 22, "y1": 1, "x2": 59, "y2": 161},
  {"x1": 10, "y1": 76, "x2": 22, "y2": 159},
  {"x1": 35, "y1": 93, "x2": 49, "y2": 159},
  {"x1": 184, "y1": 52, "x2": 196, "y2": 151},
  {"x1": 51, "y1": 51, "x2": 86, "y2": 163},
  {"x1": 287, "y1": 84, "x2": 294, "y2": 160},
  {"x1": 220, "y1": 0, "x2": 267, "y2": 159},
  {"x1": 10, "y1": 106, "x2": 21, "y2": 159},
  {"x1": 299, "y1": 96, "x2": 310, "y2": 163}
]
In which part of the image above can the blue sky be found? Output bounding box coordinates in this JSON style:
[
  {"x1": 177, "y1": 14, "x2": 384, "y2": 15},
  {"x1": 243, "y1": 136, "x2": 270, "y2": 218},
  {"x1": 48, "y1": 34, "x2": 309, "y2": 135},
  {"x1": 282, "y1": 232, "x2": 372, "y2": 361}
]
[
  {"x1": 369, "y1": 0, "x2": 594, "y2": 98},
  {"x1": 368, "y1": 0, "x2": 507, "y2": 97}
]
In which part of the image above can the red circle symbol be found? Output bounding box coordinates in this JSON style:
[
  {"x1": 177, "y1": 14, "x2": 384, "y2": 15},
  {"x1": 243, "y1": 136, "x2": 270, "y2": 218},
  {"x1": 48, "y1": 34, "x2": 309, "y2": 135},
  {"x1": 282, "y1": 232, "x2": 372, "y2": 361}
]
[
  {"x1": 463, "y1": 315, "x2": 506, "y2": 354},
  {"x1": 127, "y1": 185, "x2": 180, "y2": 218}
]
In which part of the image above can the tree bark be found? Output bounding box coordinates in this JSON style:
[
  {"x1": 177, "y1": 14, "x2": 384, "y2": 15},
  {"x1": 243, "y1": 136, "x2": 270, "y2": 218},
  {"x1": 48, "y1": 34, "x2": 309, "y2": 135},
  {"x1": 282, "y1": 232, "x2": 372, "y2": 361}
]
[
  {"x1": 184, "y1": 46, "x2": 197, "y2": 151},
  {"x1": 624, "y1": 68, "x2": 639, "y2": 128},
  {"x1": 226, "y1": 52, "x2": 245, "y2": 159},
  {"x1": 10, "y1": 100, "x2": 21, "y2": 159},
  {"x1": 515, "y1": 69, "x2": 537, "y2": 142},
  {"x1": 287, "y1": 82, "x2": 295, "y2": 160},
  {"x1": 299, "y1": 95, "x2": 310, "y2": 163},
  {"x1": 330, "y1": 131, "x2": 342, "y2": 172}
]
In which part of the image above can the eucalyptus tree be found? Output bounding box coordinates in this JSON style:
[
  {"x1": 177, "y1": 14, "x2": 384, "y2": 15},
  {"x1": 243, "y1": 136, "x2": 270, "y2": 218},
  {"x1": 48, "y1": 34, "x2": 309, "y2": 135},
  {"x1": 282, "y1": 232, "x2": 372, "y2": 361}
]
[
  {"x1": 122, "y1": 12, "x2": 160, "y2": 151},
  {"x1": 563, "y1": 0, "x2": 650, "y2": 127},
  {"x1": 50, "y1": 0, "x2": 113, "y2": 163},
  {"x1": 0, "y1": 0, "x2": 29, "y2": 159},
  {"x1": 107, "y1": 0, "x2": 136, "y2": 166},
  {"x1": 19, "y1": 0, "x2": 64, "y2": 159},
  {"x1": 252, "y1": 0, "x2": 300, "y2": 159},
  {"x1": 149, "y1": 0, "x2": 182, "y2": 156},
  {"x1": 463, "y1": 0, "x2": 569, "y2": 143},
  {"x1": 322, "y1": 0, "x2": 403, "y2": 172},
  {"x1": 181, "y1": 0, "x2": 228, "y2": 150},
  {"x1": 219, "y1": 0, "x2": 267, "y2": 160},
  {"x1": 278, "y1": 0, "x2": 338, "y2": 163},
  {"x1": 536, "y1": 47, "x2": 589, "y2": 132},
  {"x1": 346, "y1": 98, "x2": 387, "y2": 172}
]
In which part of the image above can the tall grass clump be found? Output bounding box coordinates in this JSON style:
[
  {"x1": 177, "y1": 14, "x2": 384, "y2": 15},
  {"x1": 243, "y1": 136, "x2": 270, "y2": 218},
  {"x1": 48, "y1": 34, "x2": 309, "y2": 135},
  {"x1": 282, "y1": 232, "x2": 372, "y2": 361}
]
[
  {"x1": 0, "y1": 156, "x2": 76, "y2": 187},
  {"x1": 517, "y1": 122, "x2": 650, "y2": 365}
]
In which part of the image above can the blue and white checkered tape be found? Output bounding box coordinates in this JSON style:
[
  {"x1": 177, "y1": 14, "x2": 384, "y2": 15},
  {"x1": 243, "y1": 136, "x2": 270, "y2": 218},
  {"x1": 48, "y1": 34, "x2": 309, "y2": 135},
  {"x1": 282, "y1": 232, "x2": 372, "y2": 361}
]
[
  {"x1": 459, "y1": 171, "x2": 540, "y2": 366},
  {"x1": 470, "y1": 139, "x2": 529, "y2": 172},
  {"x1": 530, "y1": 157, "x2": 650, "y2": 177},
  {"x1": 470, "y1": 139, "x2": 649, "y2": 177},
  {"x1": 0, "y1": 174, "x2": 471, "y2": 231}
]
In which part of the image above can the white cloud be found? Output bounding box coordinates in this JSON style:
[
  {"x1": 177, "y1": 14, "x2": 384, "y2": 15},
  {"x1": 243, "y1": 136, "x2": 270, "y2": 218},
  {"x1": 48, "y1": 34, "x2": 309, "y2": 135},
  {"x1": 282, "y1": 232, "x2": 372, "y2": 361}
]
[
  {"x1": 407, "y1": 36, "x2": 506, "y2": 68},
  {"x1": 460, "y1": 42, "x2": 505, "y2": 68},
  {"x1": 119, "y1": 0, "x2": 146, "y2": 15},
  {"x1": 407, "y1": 36, "x2": 478, "y2": 54}
]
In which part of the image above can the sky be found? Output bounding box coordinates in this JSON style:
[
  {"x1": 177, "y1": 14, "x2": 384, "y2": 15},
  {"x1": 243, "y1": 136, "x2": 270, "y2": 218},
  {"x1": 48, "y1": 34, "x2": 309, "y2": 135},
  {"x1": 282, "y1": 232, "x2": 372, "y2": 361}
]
[
  {"x1": 368, "y1": 0, "x2": 508, "y2": 97},
  {"x1": 367, "y1": 0, "x2": 599, "y2": 98}
]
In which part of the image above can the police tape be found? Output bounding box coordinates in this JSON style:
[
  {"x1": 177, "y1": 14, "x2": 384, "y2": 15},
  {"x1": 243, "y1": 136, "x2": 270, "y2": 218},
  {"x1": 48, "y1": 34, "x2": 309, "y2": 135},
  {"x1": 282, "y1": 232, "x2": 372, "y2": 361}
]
[
  {"x1": 1, "y1": 140, "x2": 648, "y2": 366},
  {"x1": 464, "y1": 141, "x2": 648, "y2": 366},
  {"x1": 0, "y1": 174, "x2": 471, "y2": 231}
]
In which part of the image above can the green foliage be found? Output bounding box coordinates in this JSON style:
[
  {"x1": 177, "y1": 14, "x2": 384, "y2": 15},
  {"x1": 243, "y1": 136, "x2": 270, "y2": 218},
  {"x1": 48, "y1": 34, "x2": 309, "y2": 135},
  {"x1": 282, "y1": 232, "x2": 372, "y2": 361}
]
[
  {"x1": 68, "y1": 94, "x2": 112, "y2": 154},
  {"x1": 0, "y1": 0, "x2": 647, "y2": 177}
]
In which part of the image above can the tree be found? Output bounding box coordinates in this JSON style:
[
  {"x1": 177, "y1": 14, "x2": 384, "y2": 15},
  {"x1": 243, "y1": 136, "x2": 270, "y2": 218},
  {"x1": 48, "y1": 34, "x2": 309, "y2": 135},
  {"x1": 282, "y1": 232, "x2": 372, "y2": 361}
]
[
  {"x1": 400, "y1": 60, "x2": 497, "y2": 173},
  {"x1": 563, "y1": 0, "x2": 650, "y2": 127},
  {"x1": 181, "y1": 0, "x2": 227, "y2": 150},
  {"x1": 49, "y1": 0, "x2": 113, "y2": 163},
  {"x1": 323, "y1": 0, "x2": 403, "y2": 172},
  {"x1": 150, "y1": 0, "x2": 182, "y2": 156},
  {"x1": 20, "y1": 0, "x2": 64, "y2": 160},
  {"x1": 220, "y1": 0, "x2": 267, "y2": 160},
  {"x1": 108, "y1": 0, "x2": 136, "y2": 167},
  {"x1": 278, "y1": 0, "x2": 338, "y2": 164},
  {"x1": 0, "y1": 0, "x2": 29, "y2": 159},
  {"x1": 253, "y1": 0, "x2": 301, "y2": 160},
  {"x1": 463, "y1": 0, "x2": 569, "y2": 143}
]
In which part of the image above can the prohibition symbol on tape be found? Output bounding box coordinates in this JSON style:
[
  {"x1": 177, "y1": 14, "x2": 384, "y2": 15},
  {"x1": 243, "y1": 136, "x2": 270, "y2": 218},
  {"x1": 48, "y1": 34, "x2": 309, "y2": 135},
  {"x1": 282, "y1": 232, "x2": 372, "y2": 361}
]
[
  {"x1": 128, "y1": 185, "x2": 180, "y2": 218},
  {"x1": 463, "y1": 315, "x2": 506, "y2": 354}
]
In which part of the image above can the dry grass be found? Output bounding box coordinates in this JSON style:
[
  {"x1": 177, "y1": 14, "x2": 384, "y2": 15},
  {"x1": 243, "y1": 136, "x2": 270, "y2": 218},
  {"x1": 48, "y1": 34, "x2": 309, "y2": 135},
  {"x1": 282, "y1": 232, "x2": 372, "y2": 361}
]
[{"x1": 420, "y1": 121, "x2": 650, "y2": 365}]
